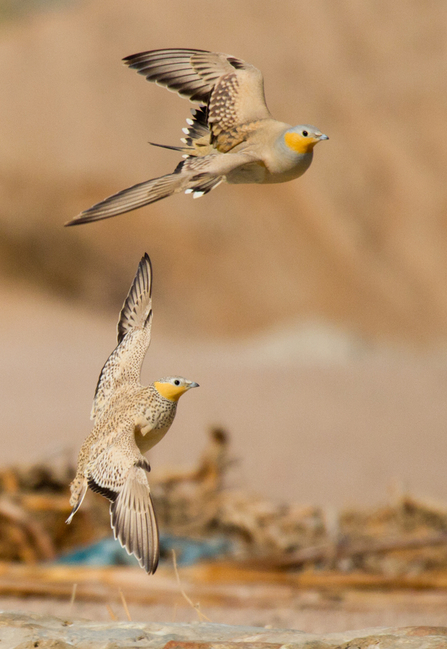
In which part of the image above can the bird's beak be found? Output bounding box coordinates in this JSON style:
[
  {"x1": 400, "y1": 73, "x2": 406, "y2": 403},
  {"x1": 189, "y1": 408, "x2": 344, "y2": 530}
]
[
  {"x1": 188, "y1": 382, "x2": 200, "y2": 389},
  {"x1": 319, "y1": 133, "x2": 329, "y2": 141}
]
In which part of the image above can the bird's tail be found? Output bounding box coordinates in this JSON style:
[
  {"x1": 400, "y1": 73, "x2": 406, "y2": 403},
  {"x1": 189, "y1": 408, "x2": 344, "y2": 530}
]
[
  {"x1": 66, "y1": 170, "x2": 188, "y2": 226},
  {"x1": 65, "y1": 477, "x2": 87, "y2": 524},
  {"x1": 110, "y1": 465, "x2": 159, "y2": 574},
  {"x1": 149, "y1": 107, "x2": 212, "y2": 157},
  {"x1": 66, "y1": 162, "x2": 223, "y2": 225}
]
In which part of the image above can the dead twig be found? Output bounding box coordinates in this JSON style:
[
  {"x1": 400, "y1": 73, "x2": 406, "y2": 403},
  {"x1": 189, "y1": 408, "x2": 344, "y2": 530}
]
[
  {"x1": 172, "y1": 550, "x2": 212, "y2": 622},
  {"x1": 246, "y1": 532, "x2": 447, "y2": 570},
  {"x1": 68, "y1": 583, "x2": 77, "y2": 614},
  {"x1": 106, "y1": 604, "x2": 118, "y2": 621},
  {"x1": 119, "y1": 587, "x2": 132, "y2": 621}
]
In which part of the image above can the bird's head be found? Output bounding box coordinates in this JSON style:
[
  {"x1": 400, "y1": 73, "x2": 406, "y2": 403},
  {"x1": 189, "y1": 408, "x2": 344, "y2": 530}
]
[
  {"x1": 283, "y1": 125, "x2": 329, "y2": 155},
  {"x1": 153, "y1": 377, "x2": 199, "y2": 402}
]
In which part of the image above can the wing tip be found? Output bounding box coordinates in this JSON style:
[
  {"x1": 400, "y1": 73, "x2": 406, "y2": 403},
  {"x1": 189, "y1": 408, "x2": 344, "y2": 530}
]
[
  {"x1": 110, "y1": 488, "x2": 160, "y2": 575},
  {"x1": 140, "y1": 252, "x2": 153, "y2": 295},
  {"x1": 64, "y1": 210, "x2": 111, "y2": 227},
  {"x1": 64, "y1": 214, "x2": 87, "y2": 227}
]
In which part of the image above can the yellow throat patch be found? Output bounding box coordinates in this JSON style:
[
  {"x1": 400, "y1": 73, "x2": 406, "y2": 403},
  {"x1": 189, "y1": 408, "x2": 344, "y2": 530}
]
[
  {"x1": 154, "y1": 381, "x2": 188, "y2": 402},
  {"x1": 284, "y1": 132, "x2": 318, "y2": 154}
]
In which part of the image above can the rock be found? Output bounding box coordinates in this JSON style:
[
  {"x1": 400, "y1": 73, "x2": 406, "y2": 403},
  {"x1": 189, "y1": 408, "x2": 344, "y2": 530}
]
[{"x1": 0, "y1": 612, "x2": 446, "y2": 649}]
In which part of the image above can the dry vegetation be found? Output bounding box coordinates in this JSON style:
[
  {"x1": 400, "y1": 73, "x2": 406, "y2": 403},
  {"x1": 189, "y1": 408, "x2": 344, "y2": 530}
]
[{"x1": 2, "y1": 429, "x2": 447, "y2": 599}]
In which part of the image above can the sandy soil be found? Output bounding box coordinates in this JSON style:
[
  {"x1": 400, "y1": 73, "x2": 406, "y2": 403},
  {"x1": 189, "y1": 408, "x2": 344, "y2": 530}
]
[{"x1": 1, "y1": 591, "x2": 447, "y2": 634}]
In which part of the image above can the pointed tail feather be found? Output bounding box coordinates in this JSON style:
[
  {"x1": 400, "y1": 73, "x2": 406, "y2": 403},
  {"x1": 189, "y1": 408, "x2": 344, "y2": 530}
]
[
  {"x1": 149, "y1": 141, "x2": 192, "y2": 155},
  {"x1": 65, "y1": 172, "x2": 187, "y2": 226},
  {"x1": 110, "y1": 466, "x2": 159, "y2": 574},
  {"x1": 66, "y1": 479, "x2": 88, "y2": 524},
  {"x1": 148, "y1": 106, "x2": 211, "y2": 158}
]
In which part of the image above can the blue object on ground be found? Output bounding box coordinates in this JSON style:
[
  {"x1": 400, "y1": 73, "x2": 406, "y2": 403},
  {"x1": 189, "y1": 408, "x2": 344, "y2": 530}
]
[
  {"x1": 56, "y1": 534, "x2": 234, "y2": 567},
  {"x1": 56, "y1": 537, "x2": 138, "y2": 567},
  {"x1": 160, "y1": 533, "x2": 233, "y2": 565}
]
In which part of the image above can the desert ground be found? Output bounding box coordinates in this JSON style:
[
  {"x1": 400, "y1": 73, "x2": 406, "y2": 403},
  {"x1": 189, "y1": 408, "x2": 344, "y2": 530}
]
[{"x1": 2, "y1": 591, "x2": 447, "y2": 634}]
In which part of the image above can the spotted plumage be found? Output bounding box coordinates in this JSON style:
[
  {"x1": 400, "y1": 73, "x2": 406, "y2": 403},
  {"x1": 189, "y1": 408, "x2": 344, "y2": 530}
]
[
  {"x1": 67, "y1": 253, "x2": 199, "y2": 574},
  {"x1": 66, "y1": 48, "x2": 328, "y2": 226}
]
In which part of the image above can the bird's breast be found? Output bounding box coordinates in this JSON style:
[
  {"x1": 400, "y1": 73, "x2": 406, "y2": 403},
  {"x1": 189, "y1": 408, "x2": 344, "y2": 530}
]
[
  {"x1": 133, "y1": 398, "x2": 177, "y2": 454},
  {"x1": 135, "y1": 424, "x2": 171, "y2": 454},
  {"x1": 261, "y1": 149, "x2": 313, "y2": 182}
]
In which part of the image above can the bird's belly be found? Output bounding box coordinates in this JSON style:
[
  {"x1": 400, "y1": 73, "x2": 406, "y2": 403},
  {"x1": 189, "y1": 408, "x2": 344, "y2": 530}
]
[
  {"x1": 135, "y1": 425, "x2": 170, "y2": 454},
  {"x1": 226, "y1": 154, "x2": 312, "y2": 185},
  {"x1": 261, "y1": 154, "x2": 313, "y2": 183},
  {"x1": 226, "y1": 161, "x2": 267, "y2": 185}
]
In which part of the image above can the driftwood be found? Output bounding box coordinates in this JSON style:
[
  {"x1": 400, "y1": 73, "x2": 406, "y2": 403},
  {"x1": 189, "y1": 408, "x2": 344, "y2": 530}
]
[{"x1": 3, "y1": 562, "x2": 447, "y2": 608}]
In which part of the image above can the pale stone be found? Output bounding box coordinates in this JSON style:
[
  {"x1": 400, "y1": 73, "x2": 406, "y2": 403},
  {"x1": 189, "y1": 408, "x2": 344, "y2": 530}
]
[{"x1": 0, "y1": 612, "x2": 446, "y2": 649}]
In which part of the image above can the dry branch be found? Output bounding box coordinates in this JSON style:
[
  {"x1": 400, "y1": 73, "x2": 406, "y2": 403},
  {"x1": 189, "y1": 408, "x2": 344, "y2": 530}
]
[
  {"x1": 244, "y1": 532, "x2": 447, "y2": 570},
  {"x1": 2, "y1": 562, "x2": 447, "y2": 607}
]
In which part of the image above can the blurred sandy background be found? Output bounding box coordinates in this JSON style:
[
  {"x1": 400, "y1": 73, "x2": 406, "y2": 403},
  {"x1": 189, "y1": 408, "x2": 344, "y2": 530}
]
[{"x1": 1, "y1": 0, "x2": 447, "y2": 510}]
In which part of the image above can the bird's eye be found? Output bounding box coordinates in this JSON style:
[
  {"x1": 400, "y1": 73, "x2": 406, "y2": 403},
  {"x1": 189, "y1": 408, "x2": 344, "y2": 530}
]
[
  {"x1": 174, "y1": 380, "x2": 180, "y2": 386},
  {"x1": 302, "y1": 130, "x2": 308, "y2": 137}
]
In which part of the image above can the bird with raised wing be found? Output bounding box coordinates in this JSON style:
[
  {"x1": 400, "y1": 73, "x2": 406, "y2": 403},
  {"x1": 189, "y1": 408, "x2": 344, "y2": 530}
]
[
  {"x1": 67, "y1": 48, "x2": 328, "y2": 226},
  {"x1": 66, "y1": 253, "x2": 199, "y2": 574}
]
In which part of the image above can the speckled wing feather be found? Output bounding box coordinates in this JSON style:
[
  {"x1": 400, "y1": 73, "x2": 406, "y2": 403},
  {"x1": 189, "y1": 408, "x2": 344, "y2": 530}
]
[
  {"x1": 88, "y1": 428, "x2": 159, "y2": 574},
  {"x1": 117, "y1": 252, "x2": 152, "y2": 343},
  {"x1": 91, "y1": 254, "x2": 153, "y2": 420},
  {"x1": 124, "y1": 49, "x2": 272, "y2": 152}
]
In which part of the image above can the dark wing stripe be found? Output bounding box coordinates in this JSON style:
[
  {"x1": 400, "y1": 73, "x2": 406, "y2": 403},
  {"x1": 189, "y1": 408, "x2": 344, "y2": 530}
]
[
  {"x1": 124, "y1": 48, "x2": 209, "y2": 68},
  {"x1": 123, "y1": 49, "x2": 233, "y2": 104},
  {"x1": 150, "y1": 69, "x2": 199, "y2": 83},
  {"x1": 87, "y1": 476, "x2": 117, "y2": 502},
  {"x1": 125, "y1": 48, "x2": 206, "y2": 62},
  {"x1": 150, "y1": 71, "x2": 197, "y2": 84}
]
